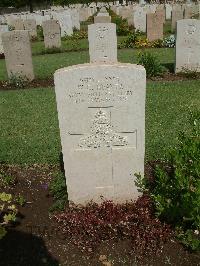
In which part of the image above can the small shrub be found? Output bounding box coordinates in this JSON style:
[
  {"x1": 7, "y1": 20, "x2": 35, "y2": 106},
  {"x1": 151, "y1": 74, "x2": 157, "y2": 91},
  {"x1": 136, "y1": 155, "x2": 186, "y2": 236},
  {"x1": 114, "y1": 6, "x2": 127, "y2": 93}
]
[
  {"x1": 150, "y1": 39, "x2": 164, "y2": 48},
  {"x1": 136, "y1": 111, "x2": 200, "y2": 251},
  {"x1": 8, "y1": 73, "x2": 29, "y2": 89},
  {"x1": 37, "y1": 25, "x2": 44, "y2": 41},
  {"x1": 0, "y1": 192, "x2": 17, "y2": 240},
  {"x1": 109, "y1": 10, "x2": 131, "y2": 36},
  {"x1": 119, "y1": 31, "x2": 141, "y2": 48},
  {"x1": 0, "y1": 170, "x2": 15, "y2": 186},
  {"x1": 15, "y1": 194, "x2": 26, "y2": 207},
  {"x1": 49, "y1": 172, "x2": 68, "y2": 212},
  {"x1": 62, "y1": 30, "x2": 88, "y2": 40},
  {"x1": 137, "y1": 52, "x2": 164, "y2": 78}
]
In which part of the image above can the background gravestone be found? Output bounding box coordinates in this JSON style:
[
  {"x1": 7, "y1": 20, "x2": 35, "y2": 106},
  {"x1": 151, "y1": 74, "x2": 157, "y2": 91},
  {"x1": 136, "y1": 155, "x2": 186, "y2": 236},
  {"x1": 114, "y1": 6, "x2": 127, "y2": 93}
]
[
  {"x1": 42, "y1": 20, "x2": 61, "y2": 49},
  {"x1": 176, "y1": 19, "x2": 200, "y2": 73},
  {"x1": 88, "y1": 23, "x2": 117, "y2": 63},
  {"x1": 94, "y1": 8, "x2": 111, "y2": 23},
  {"x1": 54, "y1": 63, "x2": 146, "y2": 205},
  {"x1": 147, "y1": 12, "x2": 163, "y2": 41},
  {"x1": 134, "y1": 7, "x2": 147, "y2": 32},
  {"x1": 0, "y1": 25, "x2": 9, "y2": 54},
  {"x1": 51, "y1": 11, "x2": 73, "y2": 37},
  {"x1": 171, "y1": 5, "x2": 184, "y2": 32},
  {"x1": 24, "y1": 19, "x2": 37, "y2": 39},
  {"x1": 2, "y1": 30, "x2": 34, "y2": 81}
]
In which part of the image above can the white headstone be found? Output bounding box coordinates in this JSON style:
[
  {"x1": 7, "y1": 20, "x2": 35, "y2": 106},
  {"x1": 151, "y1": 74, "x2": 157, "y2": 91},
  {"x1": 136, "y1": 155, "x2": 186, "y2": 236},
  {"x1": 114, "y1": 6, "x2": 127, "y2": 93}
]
[
  {"x1": 52, "y1": 11, "x2": 73, "y2": 37},
  {"x1": 165, "y1": 4, "x2": 172, "y2": 20},
  {"x1": 176, "y1": 19, "x2": 200, "y2": 73},
  {"x1": 2, "y1": 30, "x2": 34, "y2": 80},
  {"x1": 0, "y1": 25, "x2": 9, "y2": 54},
  {"x1": 71, "y1": 9, "x2": 80, "y2": 30},
  {"x1": 88, "y1": 23, "x2": 117, "y2": 63},
  {"x1": 54, "y1": 63, "x2": 146, "y2": 205},
  {"x1": 134, "y1": 7, "x2": 147, "y2": 32}
]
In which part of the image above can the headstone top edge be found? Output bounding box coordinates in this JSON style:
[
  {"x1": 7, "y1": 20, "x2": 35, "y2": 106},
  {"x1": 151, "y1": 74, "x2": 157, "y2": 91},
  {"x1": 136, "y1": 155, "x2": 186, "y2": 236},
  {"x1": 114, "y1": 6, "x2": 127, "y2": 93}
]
[{"x1": 54, "y1": 63, "x2": 146, "y2": 76}]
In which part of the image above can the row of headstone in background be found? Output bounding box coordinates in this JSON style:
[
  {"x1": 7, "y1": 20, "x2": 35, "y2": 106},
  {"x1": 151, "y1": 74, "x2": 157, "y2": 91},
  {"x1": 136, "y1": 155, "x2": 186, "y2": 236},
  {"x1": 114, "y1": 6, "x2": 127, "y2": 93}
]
[
  {"x1": 0, "y1": 19, "x2": 62, "y2": 53},
  {"x1": 10, "y1": 18, "x2": 37, "y2": 38}
]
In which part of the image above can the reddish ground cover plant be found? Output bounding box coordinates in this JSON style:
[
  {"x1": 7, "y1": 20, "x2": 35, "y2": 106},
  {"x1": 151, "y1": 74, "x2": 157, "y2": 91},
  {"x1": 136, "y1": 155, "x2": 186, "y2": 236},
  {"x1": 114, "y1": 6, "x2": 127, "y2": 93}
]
[{"x1": 54, "y1": 195, "x2": 171, "y2": 255}]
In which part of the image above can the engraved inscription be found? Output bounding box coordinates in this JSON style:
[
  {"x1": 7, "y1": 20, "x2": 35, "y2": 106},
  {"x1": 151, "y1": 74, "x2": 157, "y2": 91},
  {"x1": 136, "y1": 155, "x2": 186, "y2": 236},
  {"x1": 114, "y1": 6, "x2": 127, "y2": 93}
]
[
  {"x1": 78, "y1": 109, "x2": 128, "y2": 148},
  {"x1": 68, "y1": 76, "x2": 134, "y2": 104},
  {"x1": 186, "y1": 24, "x2": 196, "y2": 35}
]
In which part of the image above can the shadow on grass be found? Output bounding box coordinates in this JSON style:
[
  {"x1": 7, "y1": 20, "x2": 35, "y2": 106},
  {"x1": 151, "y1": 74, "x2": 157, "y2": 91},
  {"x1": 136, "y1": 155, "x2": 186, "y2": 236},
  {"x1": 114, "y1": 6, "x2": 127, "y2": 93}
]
[
  {"x1": 163, "y1": 63, "x2": 175, "y2": 73},
  {"x1": 0, "y1": 229, "x2": 59, "y2": 266}
]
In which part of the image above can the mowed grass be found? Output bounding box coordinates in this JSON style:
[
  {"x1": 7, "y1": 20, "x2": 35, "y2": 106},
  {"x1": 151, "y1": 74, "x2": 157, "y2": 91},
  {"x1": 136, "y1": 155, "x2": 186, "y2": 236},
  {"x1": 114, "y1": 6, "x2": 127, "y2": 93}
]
[
  {"x1": 0, "y1": 80, "x2": 199, "y2": 164},
  {"x1": 0, "y1": 47, "x2": 175, "y2": 80}
]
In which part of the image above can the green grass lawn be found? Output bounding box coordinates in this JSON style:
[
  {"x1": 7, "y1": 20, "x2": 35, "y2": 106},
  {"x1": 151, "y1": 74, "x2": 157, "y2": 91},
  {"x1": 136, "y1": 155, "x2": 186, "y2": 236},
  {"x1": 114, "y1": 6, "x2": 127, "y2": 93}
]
[
  {"x1": 0, "y1": 47, "x2": 175, "y2": 80},
  {"x1": 0, "y1": 80, "x2": 199, "y2": 164}
]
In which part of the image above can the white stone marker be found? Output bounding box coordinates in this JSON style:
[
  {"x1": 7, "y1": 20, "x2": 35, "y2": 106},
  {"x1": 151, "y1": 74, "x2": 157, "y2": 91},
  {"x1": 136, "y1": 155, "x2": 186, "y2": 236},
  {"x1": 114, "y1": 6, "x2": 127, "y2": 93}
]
[
  {"x1": 176, "y1": 19, "x2": 200, "y2": 73},
  {"x1": 88, "y1": 23, "x2": 117, "y2": 63},
  {"x1": 54, "y1": 63, "x2": 146, "y2": 205},
  {"x1": 2, "y1": 30, "x2": 34, "y2": 81},
  {"x1": 0, "y1": 25, "x2": 9, "y2": 54},
  {"x1": 134, "y1": 7, "x2": 147, "y2": 32},
  {"x1": 71, "y1": 9, "x2": 80, "y2": 30},
  {"x1": 42, "y1": 20, "x2": 61, "y2": 49},
  {"x1": 51, "y1": 11, "x2": 73, "y2": 37}
]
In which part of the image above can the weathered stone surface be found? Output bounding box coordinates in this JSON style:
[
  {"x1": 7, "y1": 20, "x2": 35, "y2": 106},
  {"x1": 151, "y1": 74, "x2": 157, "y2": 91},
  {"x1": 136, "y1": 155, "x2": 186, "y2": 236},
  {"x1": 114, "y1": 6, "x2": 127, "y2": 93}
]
[
  {"x1": 11, "y1": 18, "x2": 24, "y2": 30},
  {"x1": 184, "y1": 5, "x2": 193, "y2": 19},
  {"x1": 171, "y1": 5, "x2": 184, "y2": 32},
  {"x1": 24, "y1": 19, "x2": 37, "y2": 38},
  {"x1": 94, "y1": 15, "x2": 111, "y2": 23},
  {"x1": 2, "y1": 30, "x2": 34, "y2": 81},
  {"x1": 176, "y1": 19, "x2": 200, "y2": 73},
  {"x1": 42, "y1": 20, "x2": 61, "y2": 49},
  {"x1": 54, "y1": 63, "x2": 146, "y2": 205},
  {"x1": 156, "y1": 5, "x2": 165, "y2": 24},
  {"x1": 0, "y1": 25, "x2": 9, "y2": 54},
  {"x1": 147, "y1": 12, "x2": 163, "y2": 41},
  {"x1": 79, "y1": 8, "x2": 90, "y2": 22},
  {"x1": 88, "y1": 23, "x2": 117, "y2": 63}
]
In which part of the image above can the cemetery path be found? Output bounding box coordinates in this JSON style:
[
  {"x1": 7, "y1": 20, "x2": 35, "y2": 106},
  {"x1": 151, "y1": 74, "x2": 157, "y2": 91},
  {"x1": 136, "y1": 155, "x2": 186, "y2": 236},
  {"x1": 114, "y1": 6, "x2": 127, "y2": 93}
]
[{"x1": 0, "y1": 164, "x2": 200, "y2": 266}]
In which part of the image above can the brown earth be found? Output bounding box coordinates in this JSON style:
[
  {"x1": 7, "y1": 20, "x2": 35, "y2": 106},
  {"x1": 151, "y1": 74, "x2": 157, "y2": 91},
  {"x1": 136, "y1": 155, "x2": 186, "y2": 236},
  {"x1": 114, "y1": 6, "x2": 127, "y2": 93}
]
[{"x1": 0, "y1": 164, "x2": 199, "y2": 266}]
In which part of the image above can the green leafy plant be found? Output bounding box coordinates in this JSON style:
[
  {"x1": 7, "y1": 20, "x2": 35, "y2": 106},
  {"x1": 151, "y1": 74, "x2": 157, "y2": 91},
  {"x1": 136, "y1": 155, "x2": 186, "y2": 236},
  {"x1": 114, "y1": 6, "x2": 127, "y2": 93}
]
[
  {"x1": 49, "y1": 172, "x2": 68, "y2": 212},
  {"x1": 37, "y1": 25, "x2": 44, "y2": 41},
  {"x1": 119, "y1": 31, "x2": 141, "y2": 48},
  {"x1": 8, "y1": 73, "x2": 29, "y2": 89},
  {"x1": 0, "y1": 192, "x2": 17, "y2": 240},
  {"x1": 15, "y1": 194, "x2": 26, "y2": 206},
  {"x1": 137, "y1": 51, "x2": 164, "y2": 78},
  {"x1": 109, "y1": 9, "x2": 131, "y2": 36},
  {"x1": 0, "y1": 170, "x2": 15, "y2": 186},
  {"x1": 62, "y1": 30, "x2": 88, "y2": 40},
  {"x1": 136, "y1": 111, "x2": 200, "y2": 251}
]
